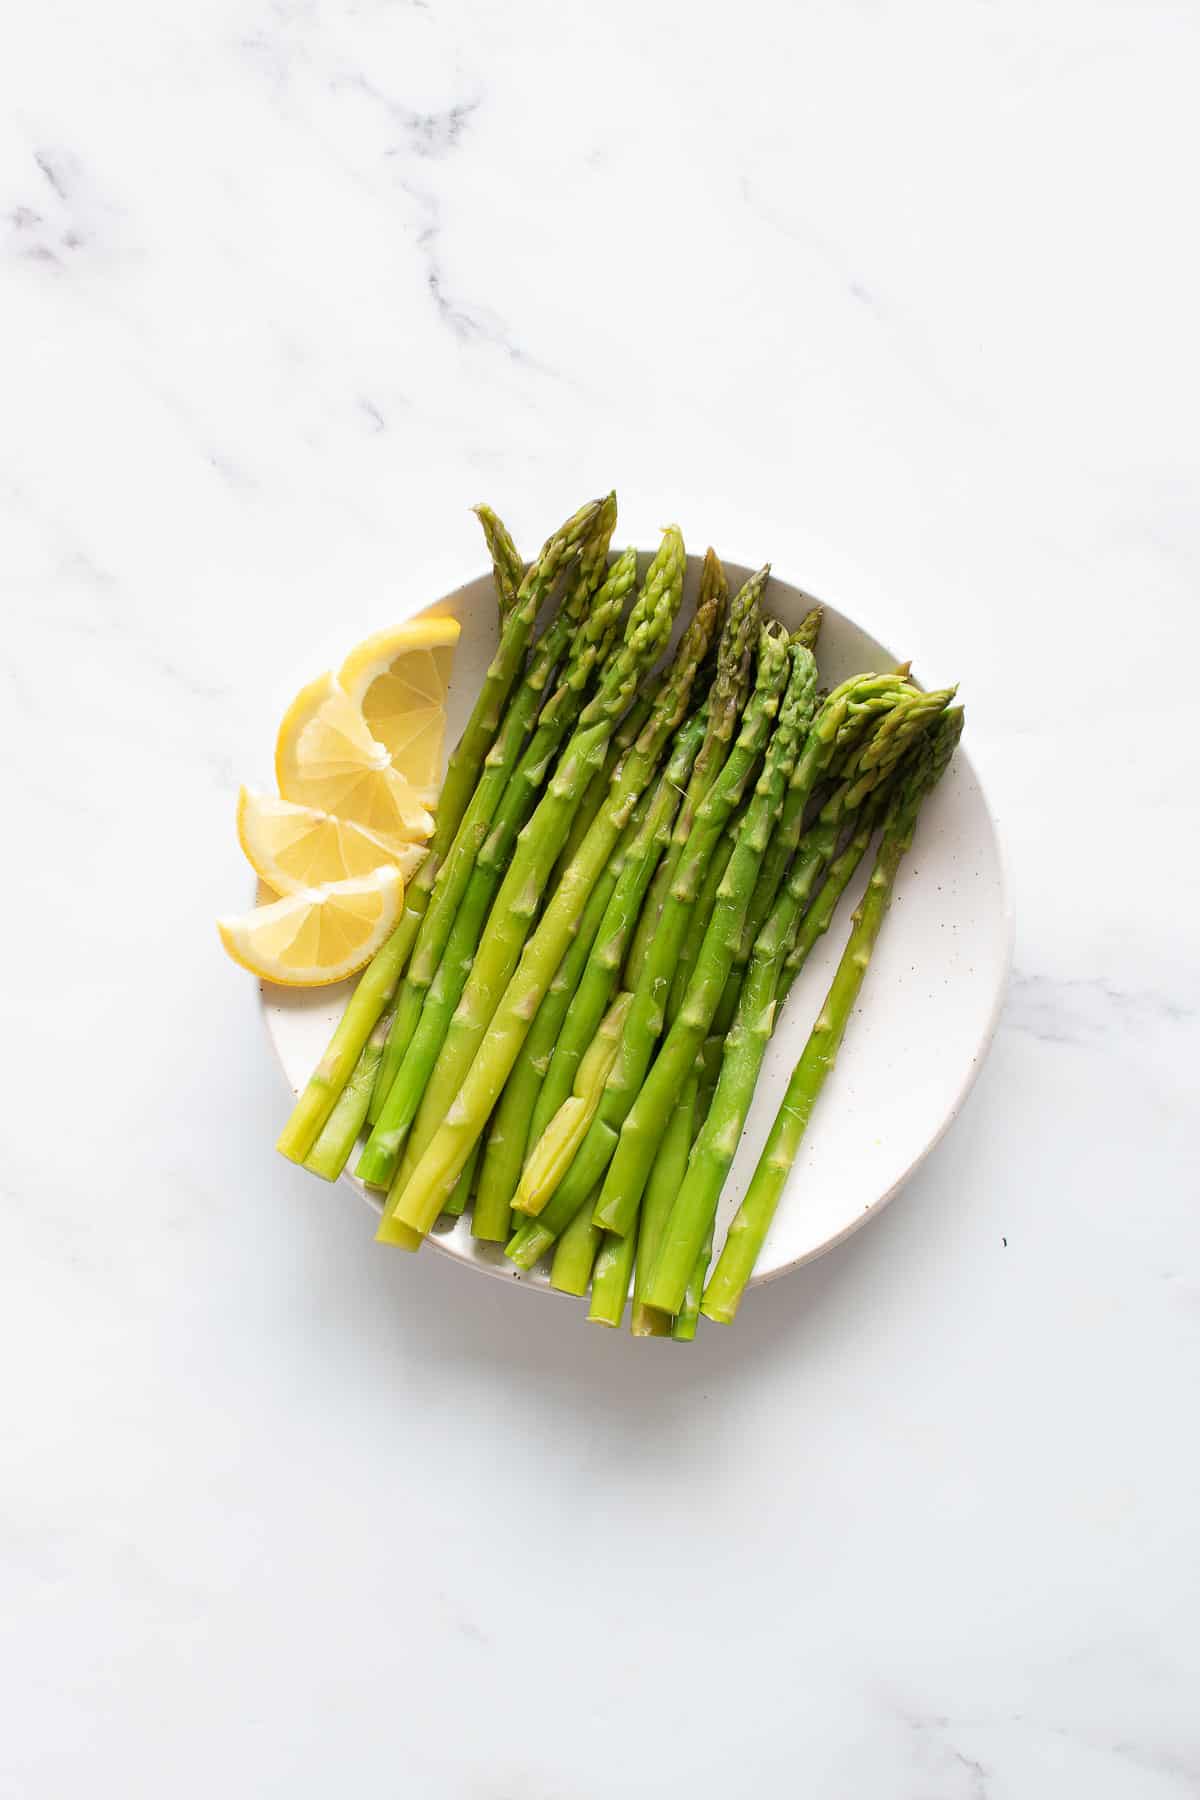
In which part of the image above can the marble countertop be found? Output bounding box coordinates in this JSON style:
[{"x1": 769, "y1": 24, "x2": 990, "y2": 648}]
[{"x1": 4, "y1": 3, "x2": 1198, "y2": 1795}]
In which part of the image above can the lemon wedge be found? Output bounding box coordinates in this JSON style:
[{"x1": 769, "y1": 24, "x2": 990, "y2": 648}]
[
  {"x1": 339, "y1": 617, "x2": 459, "y2": 804},
  {"x1": 218, "y1": 867, "x2": 405, "y2": 986},
  {"x1": 237, "y1": 789, "x2": 427, "y2": 896},
  {"x1": 275, "y1": 673, "x2": 434, "y2": 843}
]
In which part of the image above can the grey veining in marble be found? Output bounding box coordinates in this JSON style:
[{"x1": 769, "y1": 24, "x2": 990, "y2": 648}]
[{"x1": 2, "y1": 2, "x2": 1198, "y2": 1796}]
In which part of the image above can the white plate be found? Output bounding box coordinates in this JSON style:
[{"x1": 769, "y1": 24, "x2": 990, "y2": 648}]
[{"x1": 262, "y1": 556, "x2": 1011, "y2": 1294}]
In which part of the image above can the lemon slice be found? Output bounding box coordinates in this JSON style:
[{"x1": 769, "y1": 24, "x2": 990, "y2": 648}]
[
  {"x1": 218, "y1": 867, "x2": 405, "y2": 986},
  {"x1": 237, "y1": 789, "x2": 427, "y2": 896},
  {"x1": 338, "y1": 617, "x2": 459, "y2": 804},
  {"x1": 275, "y1": 673, "x2": 434, "y2": 843}
]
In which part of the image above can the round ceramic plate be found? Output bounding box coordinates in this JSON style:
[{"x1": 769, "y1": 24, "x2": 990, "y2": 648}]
[{"x1": 262, "y1": 555, "x2": 1011, "y2": 1294}]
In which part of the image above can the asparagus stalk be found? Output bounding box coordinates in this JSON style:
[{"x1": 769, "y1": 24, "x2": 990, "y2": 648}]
[
  {"x1": 441, "y1": 1137, "x2": 480, "y2": 1218},
  {"x1": 377, "y1": 529, "x2": 683, "y2": 1209},
  {"x1": 624, "y1": 550, "x2": 731, "y2": 988},
  {"x1": 302, "y1": 1012, "x2": 391, "y2": 1181},
  {"x1": 645, "y1": 793, "x2": 887, "y2": 1313},
  {"x1": 624, "y1": 850, "x2": 671, "y2": 993},
  {"x1": 505, "y1": 1152, "x2": 608, "y2": 1270},
  {"x1": 275, "y1": 913, "x2": 417, "y2": 1165},
  {"x1": 382, "y1": 528, "x2": 687, "y2": 1196},
  {"x1": 550, "y1": 1196, "x2": 605, "y2": 1296},
  {"x1": 701, "y1": 709, "x2": 965, "y2": 1322},
  {"x1": 391, "y1": 497, "x2": 611, "y2": 957},
  {"x1": 356, "y1": 541, "x2": 633, "y2": 1186},
  {"x1": 666, "y1": 760, "x2": 904, "y2": 1333},
  {"x1": 608, "y1": 675, "x2": 958, "y2": 1249},
  {"x1": 550, "y1": 679, "x2": 659, "y2": 893},
  {"x1": 514, "y1": 994, "x2": 633, "y2": 1213},
  {"x1": 622, "y1": 554, "x2": 752, "y2": 989},
  {"x1": 470, "y1": 783, "x2": 659, "y2": 1242},
  {"x1": 633, "y1": 606, "x2": 815, "y2": 998},
  {"x1": 368, "y1": 511, "x2": 625, "y2": 1128},
  {"x1": 664, "y1": 818, "x2": 737, "y2": 1024},
  {"x1": 502, "y1": 659, "x2": 922, "y2": 1272},
  {"x1": 473, "y1": 503, "x2": 524, "y2": 620},
  {"x1": 587, "y1": 1226, "x2": 638, "y2": 1328},
  {"x1": 275, "y1": 495, "x2": 603, "y2": 1163},
  {"x1": 708, "y1": 674, "x2": 953, "y2": 1047},
  {"x1": 670, "y1": 1224, "x2": 711, "y2": 1341},
  {"x1": 669, "y1": 1036, "x2": 727, "y2": 1338},
  {"x1": 628, "y1": 555, "x2": 761, "y2": 931},
  {"x1": 516, "y1": 702, "x2": 713, "y2": 1200},
  {"x1": 436, "y1": 495, "x2": 606, "y2": 847},
  {"x1": 409, "y1": 510, "x2": 624, "y2": 1007},
  {"x1": 517, "y1": 621, "x2": 792, "y2": 1243},
  {"x1": 480, "y1": 711, "x2": 707, "y2": 1234},
  {"x1": 629, "y1": 1067, "x2": 698, "y2": 1336},
  {"x1": 594, "y1": 636, "x2": 822, "y2": 1237},
  {"x1": 380, "y1": 548, "x2": 720, "y2": 1242}
]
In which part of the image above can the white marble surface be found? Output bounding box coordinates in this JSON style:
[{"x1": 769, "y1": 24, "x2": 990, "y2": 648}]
[{"x1": 3, "y1": 3, "x2": 1199, "y2": 1795}]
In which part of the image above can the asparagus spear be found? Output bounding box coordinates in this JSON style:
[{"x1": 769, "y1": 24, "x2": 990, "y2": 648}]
[
  {"x1": 503, "y1": 659, "x2": 923, "y2": 1271},
  {"x1": 274, "y1": 907, "x2": 413, "y2": 1166},
  {"x1": 791, "y1": 604, "x2": 824, "y2": 652},
  {"x1": 645, "y1": 790, "x2": 889, "y2": 1314},
  {"x1": 302, "y1": 1012, "x2": 391, "y2": 1181},
  {"x1": 550, "y1": 678, "x2": 659, "y2": 892},
  {"x1": 632, "y1": 602, "x2": 816, "y2": 993},
  {"x1": 550, "y1": 1197, "x2": 605, "y2": 1296},
  {"x1": 437, "y1": 496, "x2": 605, "y2": 844},
  {"x1": 379, "y1": 550, "x2": 720, "y2": 1242},
  {"x1": 672, "y1": 694, "x2": 956, "y2": 1323},
  {"x1": 701, "y1": 708, "x2": 965, "y2": 1322},
  {"x1": 669, "y1": 668, "x2": 940, "y2": 1061},
  {"x1": 409, "y1": 511, "x2": 624, "y2": 1008},
  {"x1": 356, "y1": 540, "x2": 632, "y2": 1186},
  {"x1": 667, "y1": 767, "x2": 905, "y2": 1330},
  {"x1": 707, "y1": 672, "x2": 953, "y2": 1048},
  {"x1": 623, "y1": 555, "x2": 748, "y2": 972},
  {"x1": 382, "y1": 532, "x2": 689, "y2": 1178},
  {"x1": 502, "y1": 627, "x2": 795, "y2": 1265},
  {"x1": 630, "y1": 555, "x2": 762, "y2": 922},
  {"x1": 507, "y1": 715, "x2": 921, "y2": 1280},
  {"x1": 580, "y1": 616, "x2": 790, "y2": 1134},
  {"x1": 366, "y1": 530, "x2": 686, "y2": 1204},
  {"x1": 604, "y1": 672, "x2": 959, "y2": 1243},
  {"x1": 368, "y1": 508, "x2": 624, "y2": 1126},
  {"x1": 629, "y1": 1067, "x2": 698, "y2": 1336},
  {"x1": 624, "y1": 852, "x2": 671, "y2": 993},
  {"x1": 667, "y1": 1034, "x2": 727, "y2": 1338},
  {"x1": 696, "y1": 544, "x2": 732, "y2": 643},
  {"x1": 386, "y1": 497, "x2": 611, "y2": 967},
  {"x1": 473, "y1": 504, "x2": 524, "y2": 621},
  {"x1": 587, "y1": 1226, "x2": 638, "y2": 1328},
  {"x1": 471, "y1": 780, "x2": 663, "y2": 1242},
  {"x1": 514, "y1": 994, "x2": 633, "y2": 1214},
  {"x1": 623, "y1": 549, "x2": 733, "y2": 985},
  {"x1": 594, "y1": 637, "x2": 823, "y2": 1237},
  {"x1": 276, "y1": 495, "x2": 603, "y2": 1164},
  {"x1": 514, "y1": 697, "x2": 717, "y2": 1204},
  {"x1": 670, "y1": 1227, "x2": 710, "y2": 1341},
  {"x1": 475, "y1": 709, "x2": 707, "y2": 1236},
  {"x1": 664, "y1": 818, "x2": 737, "y2": 1025},
  {"x1": 441, "y1": 1137, "x2": 480, "y2": 1218},
  {"x1": 470, "y1": 788, "x2": 651, "y2": 1241}
]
